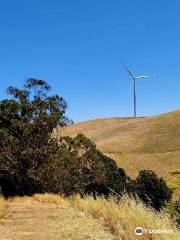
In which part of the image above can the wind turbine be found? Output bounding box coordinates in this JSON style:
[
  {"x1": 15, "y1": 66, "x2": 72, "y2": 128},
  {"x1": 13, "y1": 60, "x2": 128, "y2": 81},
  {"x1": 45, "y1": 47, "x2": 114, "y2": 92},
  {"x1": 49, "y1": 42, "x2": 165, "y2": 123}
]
[{"x1": 121, "y1": 62, "x2": 153, "y2": 117}]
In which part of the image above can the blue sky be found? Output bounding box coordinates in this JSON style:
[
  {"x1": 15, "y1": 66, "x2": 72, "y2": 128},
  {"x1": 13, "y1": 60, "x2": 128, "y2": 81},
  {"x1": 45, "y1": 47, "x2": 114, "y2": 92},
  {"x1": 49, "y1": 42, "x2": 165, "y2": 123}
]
[{"x1": 0, "y1": 0, "x2": 179, "y2": 122}]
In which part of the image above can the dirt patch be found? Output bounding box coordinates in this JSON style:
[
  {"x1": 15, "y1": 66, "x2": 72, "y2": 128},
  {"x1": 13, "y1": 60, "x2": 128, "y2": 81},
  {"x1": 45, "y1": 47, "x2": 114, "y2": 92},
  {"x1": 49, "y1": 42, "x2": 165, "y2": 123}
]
[{"x1": 0, "y1": 199, "x2": 114, "y2": 240}]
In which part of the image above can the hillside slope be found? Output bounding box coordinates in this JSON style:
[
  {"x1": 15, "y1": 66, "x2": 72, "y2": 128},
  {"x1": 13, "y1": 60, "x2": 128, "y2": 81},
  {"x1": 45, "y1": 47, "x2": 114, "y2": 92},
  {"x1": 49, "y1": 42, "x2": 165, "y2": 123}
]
[
  {"x1": 55, "y1": 110, "x2": 180, "y2": 153},
  {"x1": 55, "y1": 110, "x2": 180, "y2": 199}
]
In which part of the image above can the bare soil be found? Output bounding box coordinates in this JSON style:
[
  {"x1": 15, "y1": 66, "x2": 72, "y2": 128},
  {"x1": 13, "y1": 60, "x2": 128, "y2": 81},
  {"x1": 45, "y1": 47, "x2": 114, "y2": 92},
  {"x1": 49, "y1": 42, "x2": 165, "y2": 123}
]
[{"x1": 0, "y1": 200, "x2": 114, "y2": 240}]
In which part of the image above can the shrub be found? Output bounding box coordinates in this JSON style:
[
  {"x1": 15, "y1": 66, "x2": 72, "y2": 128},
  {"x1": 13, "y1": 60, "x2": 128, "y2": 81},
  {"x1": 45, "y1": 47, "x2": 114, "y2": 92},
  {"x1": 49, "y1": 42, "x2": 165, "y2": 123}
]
[{"x1": 135, "y1": 170, "x2": 172, "y2": 210}]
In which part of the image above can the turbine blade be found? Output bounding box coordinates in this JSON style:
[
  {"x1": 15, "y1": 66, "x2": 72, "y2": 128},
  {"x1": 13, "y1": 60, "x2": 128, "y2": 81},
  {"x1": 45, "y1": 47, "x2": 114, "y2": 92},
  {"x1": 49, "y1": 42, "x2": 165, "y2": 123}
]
[
  {"x1": 135, "y1": 74, "x2": 155, "y2": 79},
  {"x1": 128, "y1": 79, "x2": 134, "y2": 96},
  {"x1": 121, "y1": 62, "x2": 135, "y2": 78}
]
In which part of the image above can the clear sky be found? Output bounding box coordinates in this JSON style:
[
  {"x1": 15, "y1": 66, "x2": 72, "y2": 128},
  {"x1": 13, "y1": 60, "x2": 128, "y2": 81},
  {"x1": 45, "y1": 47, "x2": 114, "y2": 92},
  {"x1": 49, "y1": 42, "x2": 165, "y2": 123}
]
[{"x1": 0, "y1": 0, "x2": 179, "y2": 122}]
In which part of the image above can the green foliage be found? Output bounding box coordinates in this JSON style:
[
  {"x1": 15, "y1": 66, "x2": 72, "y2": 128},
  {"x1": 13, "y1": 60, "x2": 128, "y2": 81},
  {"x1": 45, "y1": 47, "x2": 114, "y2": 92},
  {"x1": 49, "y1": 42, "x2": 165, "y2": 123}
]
[
  {"x1": 0, "y1": 79, "x2": 69, "y2": 196},
  {"x1": 37, "y1": 133, "x2": 126, "y2": 196},
  {"x1": 135, "y1": 170, "x2": 172, "y2": 210}
]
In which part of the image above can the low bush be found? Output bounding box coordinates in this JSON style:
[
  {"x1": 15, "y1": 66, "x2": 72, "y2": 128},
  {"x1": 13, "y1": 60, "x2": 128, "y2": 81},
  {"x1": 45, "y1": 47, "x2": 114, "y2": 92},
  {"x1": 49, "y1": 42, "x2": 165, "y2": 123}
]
[{"x1": 135, "y1": 170, "x2": 172, "y2": 210}]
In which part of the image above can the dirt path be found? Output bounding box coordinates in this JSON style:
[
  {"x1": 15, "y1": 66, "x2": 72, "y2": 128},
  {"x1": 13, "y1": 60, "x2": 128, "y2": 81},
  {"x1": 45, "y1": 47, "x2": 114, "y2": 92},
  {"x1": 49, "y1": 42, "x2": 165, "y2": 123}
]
[{"x1": 0, "y1": 200, "x2": 114, "y2": 240}]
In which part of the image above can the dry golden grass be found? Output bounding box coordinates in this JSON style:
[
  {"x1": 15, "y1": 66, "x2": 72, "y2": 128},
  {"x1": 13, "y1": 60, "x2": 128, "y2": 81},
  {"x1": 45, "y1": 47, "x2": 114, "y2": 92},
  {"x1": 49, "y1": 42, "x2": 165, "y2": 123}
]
[
  {"x1": 170, "y1": 169, "x2": 180, "y2": 175},
  {"x1": 71, "y1": 194, "x2": 180, "y2": 240},
  {"x1": 55, "y1": 110, "x2": 180, "y2": 154},
  {"x1": 32, "y1": 193, "x2": 66, "y2": 204},
  {"x1": 0, "y1": 196, "x2": 8, "y2": 218},
  {"x1": 8, "y1": 193, "x2": 66, "y2": 205},
  {"x1": 1, "y1": 194, "x2": 179, "y2": 239},
  {"x1": 7, "y1": 195, "x2": 33, "y2": 203}
]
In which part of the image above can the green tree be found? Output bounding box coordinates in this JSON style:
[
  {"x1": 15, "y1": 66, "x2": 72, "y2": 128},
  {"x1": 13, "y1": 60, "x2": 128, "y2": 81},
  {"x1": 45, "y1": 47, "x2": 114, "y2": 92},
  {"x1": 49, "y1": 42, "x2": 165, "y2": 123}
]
[{"x1": 0, "y1": 79, "x2": 69, "y2": 196}]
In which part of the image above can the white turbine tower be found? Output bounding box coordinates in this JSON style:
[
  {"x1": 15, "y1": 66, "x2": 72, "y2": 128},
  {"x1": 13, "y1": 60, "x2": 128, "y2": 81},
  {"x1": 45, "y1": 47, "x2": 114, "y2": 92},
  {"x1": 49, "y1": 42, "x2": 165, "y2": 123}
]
[{"x1": 121, "y1": 62, "x2": 153, "y2": 117}]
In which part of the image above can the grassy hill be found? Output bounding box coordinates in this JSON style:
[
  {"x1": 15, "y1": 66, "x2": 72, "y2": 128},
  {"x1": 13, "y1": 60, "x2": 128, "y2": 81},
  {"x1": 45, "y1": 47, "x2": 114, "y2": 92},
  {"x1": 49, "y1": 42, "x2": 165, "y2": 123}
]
[{"x1": 54, "y1": 110, "x2": 180, "y2": 200}]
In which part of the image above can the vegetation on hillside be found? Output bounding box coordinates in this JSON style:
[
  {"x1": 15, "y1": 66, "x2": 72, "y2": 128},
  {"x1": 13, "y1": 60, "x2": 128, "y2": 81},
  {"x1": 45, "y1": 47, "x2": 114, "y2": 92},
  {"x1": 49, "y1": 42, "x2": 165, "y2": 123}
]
[
  {"x1": 0, "y1": 80, "x2": 173, "y2": 211},
  {"x1": 135, "y1": 170, "x2": 172, "y2": 210},
  {"x1": 58, "y1": 112, "x2": 180, "y2": 201}
]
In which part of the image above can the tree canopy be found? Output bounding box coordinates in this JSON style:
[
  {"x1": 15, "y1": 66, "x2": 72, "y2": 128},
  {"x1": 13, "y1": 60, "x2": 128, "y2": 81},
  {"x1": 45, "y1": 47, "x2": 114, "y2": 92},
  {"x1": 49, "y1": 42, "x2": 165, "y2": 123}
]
[{"x1": 0, "y1": 79, "x2": 69, "y2": 196}]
